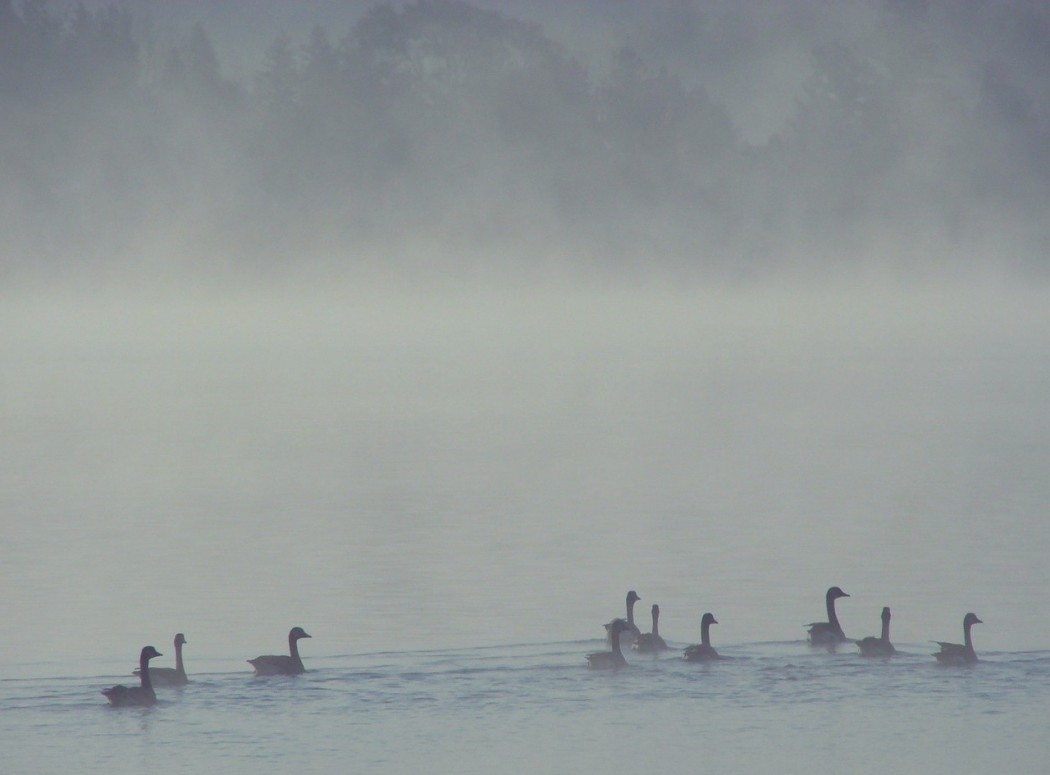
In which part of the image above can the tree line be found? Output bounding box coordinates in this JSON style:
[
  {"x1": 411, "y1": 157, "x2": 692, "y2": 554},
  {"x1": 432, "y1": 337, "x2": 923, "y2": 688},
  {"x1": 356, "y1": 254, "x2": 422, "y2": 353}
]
[{"x1": 2, "y1": 0, "x2": 1048, "y2": 279}]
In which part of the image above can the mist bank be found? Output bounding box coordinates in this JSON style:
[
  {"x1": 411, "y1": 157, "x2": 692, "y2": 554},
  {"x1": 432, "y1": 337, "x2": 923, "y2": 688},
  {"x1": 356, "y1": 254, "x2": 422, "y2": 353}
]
[
  {"x1": 2, "y1": 0, "x2": 1049, "y2": 284},
  {"x1": 4, "y1": 275, "x2": 1050, "y2": 661},
  {"x1": 5, "y1": 272, "x2": 1046, "y2": 365}
]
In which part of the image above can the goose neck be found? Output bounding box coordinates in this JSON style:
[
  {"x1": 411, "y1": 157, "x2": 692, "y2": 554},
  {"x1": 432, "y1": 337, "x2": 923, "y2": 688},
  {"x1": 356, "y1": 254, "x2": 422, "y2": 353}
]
[{"x1": 138, "y1": 650, "x2": 153, "y2": 691}]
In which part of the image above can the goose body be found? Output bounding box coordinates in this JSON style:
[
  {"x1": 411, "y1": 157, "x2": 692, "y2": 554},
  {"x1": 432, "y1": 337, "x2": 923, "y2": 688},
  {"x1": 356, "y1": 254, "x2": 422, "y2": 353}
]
[
  {"x1": 103, "y1": 646, "x2": 162, "y2": 707},
  {"x1": 633, "y1": 604, "x2": 669, "y2": 653},
  {"x1": 684, "y1": 612, "x2": 719, "y2": 661},
  {"x1": 807, "y1": 586, "x2": 850, "y2": 646},
  {"x1": 857, "y1": 607, "x2": 895, "y2": 657},
  {"x1": 249, "y1": 626, "x2": 311, "y2": 675},
  {"x1": 589, "y1": 619, "x2": 629, "y2": 669},
  {"x1": 136, "y1": 633, "x2": 188, "y2": 686},
  {"x1": 604, "y1": 590, "x2": 641, "y2": 646},
  {"x1": 934, "y1": 613, "x2": 982, "y2": 665}
]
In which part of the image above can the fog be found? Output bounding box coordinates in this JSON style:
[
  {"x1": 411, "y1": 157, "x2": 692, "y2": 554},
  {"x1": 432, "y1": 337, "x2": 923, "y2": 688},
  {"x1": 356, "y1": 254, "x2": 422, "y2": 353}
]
[
  {"x1": 4, "y1": 278, "x2": 1050, "y2": 664},
  {"x1": 2, "y1": 1, "x2": 1050, "y2": 666},
  {"x1": 2, "y1": 0, "x2": 1048, "y2": 282}
]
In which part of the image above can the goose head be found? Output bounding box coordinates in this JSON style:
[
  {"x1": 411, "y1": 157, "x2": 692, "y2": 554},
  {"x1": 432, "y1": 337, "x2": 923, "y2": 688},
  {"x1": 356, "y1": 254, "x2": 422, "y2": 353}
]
[{"x1": 827, "y1": 586, "x2": 850, "y2": 601}]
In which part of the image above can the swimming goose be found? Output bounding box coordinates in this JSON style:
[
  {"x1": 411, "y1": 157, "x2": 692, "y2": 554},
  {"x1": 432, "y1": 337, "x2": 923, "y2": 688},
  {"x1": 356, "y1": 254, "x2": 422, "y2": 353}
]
[
  {"x1": 588, "y1": 618, "x2": 629, "y2": 669},
  {"x1": 934, "y1": 613, "x2": 982, "y2": 665},
  {"x1": 632, "y1": 604, "x2": 669, "y2": 652},
  {"x1": 857, "y1": 607, "x2": 895, "y2": 657},
  {"x1": 135, "y1": 633, "x2": 188, "y2": 686},
  {"x1": 684, "y1": 612, "x2": 719, "y2": 661},
  {"x1": 604, "y1": 590, "x2": 641, "y2": 645},
  {"x1": 806, "y1": 586, "x2": 850, "y2": 646},
  {"x1": 249, "y1": 626, "x2": 312, "y2": 675},
  {"x1": 103, "y1": 646, "x2": 162, "y2": 707}
]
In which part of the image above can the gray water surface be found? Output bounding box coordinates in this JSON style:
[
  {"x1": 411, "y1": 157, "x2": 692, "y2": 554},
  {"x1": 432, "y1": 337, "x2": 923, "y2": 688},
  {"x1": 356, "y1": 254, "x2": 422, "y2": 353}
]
[
  {"x1": 4, "y1": 641, "x2": 1049, "y2": 774},
  {"x1": 2, "y1": 279, "x2": 1049, "y2": 772}
]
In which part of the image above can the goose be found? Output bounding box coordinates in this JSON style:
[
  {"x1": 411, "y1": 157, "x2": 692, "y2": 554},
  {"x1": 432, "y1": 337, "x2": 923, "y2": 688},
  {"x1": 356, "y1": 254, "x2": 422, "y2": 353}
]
[
  {"x1": 684, "y1": 612, "x2": 719, "y2": 661},
  {"x1": 249, "y1": 626, "x2": 312, "y2": 675},
  {"x1": 857, "y1": 607, "x2": 895, "y2": 657},
  {"x1": 632, "y1": 604, "x2": 669, "y2": 652},
  {"x1": 934, "y1": 613, "x2": 982, "y2": 665},
  {"x1": 103, "y1": 646, "x2": 162, "y2": 707},
  {"x1": 135, "y1": 633, "x2": 188, "y2": 686},
  {"x1": 806, "y1": 586, "x2": 850, "y2": 646},
  {"x1": 604, "y1": 590, "x2": 641, "y2": 646},
  {"x1": 588, "y1": 618, "x2": 629, "y2": 669}
]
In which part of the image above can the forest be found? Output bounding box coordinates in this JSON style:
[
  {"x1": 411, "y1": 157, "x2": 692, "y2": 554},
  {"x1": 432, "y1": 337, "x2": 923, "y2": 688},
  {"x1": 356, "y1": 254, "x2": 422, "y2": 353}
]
[{"x1": 2, "y1": 0, "x2": 1049, "y2": 281}]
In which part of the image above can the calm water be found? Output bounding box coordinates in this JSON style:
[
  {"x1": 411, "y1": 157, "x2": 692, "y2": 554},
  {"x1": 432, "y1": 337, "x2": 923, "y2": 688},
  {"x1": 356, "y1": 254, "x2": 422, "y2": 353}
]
[
  {"x1": 4, "y1": 641, "x2": 1050, "y2": 774},
  {"x1": 2, "y1": 278, "x2": 1049, "y2": 772}
]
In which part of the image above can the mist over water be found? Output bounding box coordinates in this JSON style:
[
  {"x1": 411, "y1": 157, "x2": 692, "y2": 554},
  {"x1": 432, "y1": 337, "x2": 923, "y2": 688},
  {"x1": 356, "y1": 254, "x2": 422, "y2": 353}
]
[
  {"x1": 4, "y1": 278, "x2": 1050, "y2": 775},
  {"x1": 4, "y1": 277, "x2": 1049, "y2": 664},
  {"x1": 4, "y1": 0, "x2": 1050, "y2": 279},
  {"x1": 3, "y1": 1, "x2": 1050, "y2": 772}
]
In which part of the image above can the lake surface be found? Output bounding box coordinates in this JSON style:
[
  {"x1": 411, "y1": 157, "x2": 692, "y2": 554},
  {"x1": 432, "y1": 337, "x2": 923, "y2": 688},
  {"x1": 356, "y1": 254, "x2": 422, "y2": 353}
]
[
  {"x1": 4, "y1": 640, "x2": 1050, "y2": 774},
  {"x1": 2, "y1": 276, "x2": 1049, "y2": 772}
]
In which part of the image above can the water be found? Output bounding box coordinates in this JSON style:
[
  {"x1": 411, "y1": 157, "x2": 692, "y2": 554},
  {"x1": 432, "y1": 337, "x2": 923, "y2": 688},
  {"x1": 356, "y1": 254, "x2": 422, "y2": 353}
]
[
  {"x1": 2, "y1": 277, "x2": 1050, "y2": 772},
  {"x1": 4, "y1": 641, "x2": 1050, "y2": 773}
]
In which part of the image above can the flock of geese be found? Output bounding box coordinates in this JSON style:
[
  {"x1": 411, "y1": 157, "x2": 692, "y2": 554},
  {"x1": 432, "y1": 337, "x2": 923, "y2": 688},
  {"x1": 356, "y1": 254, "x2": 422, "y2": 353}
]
[
  {"x1": 102, "y1": 587, "x2": 984, "y2": 707},
  {"x1": 102, "y1": 627, "x2": 312, "y2": 707},
  {"x1": 586, "y1": 587, "x2": 984, "y2": 670}
]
